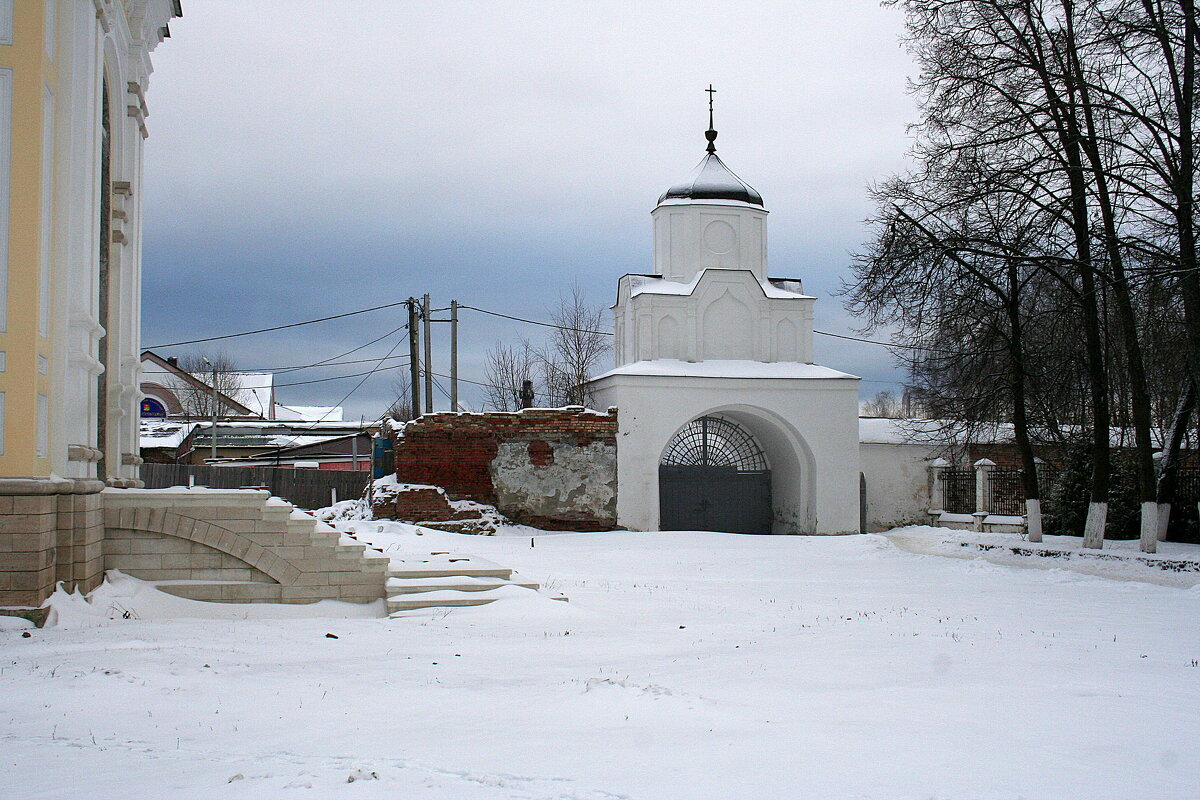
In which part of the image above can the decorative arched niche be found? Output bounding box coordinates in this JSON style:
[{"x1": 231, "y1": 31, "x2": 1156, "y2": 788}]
[
  {"x1": 658, "y1": 315, "x2": 681, "y2": 360},
  {"x1": 776, "y1": 318, "x2": 798, "y2": 362},
  {"x1": 701, "y1": 290, "x2": 753, "y2": 360}
]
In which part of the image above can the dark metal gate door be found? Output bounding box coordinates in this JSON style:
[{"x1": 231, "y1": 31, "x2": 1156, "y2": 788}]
[{"x1": 658, "y1": 417, "x2": 773, "y2": 534}]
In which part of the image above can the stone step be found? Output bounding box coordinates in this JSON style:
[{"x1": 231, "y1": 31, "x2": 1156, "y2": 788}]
[
  {"x1": 388, "y1": 565, "x2": 513, "y2": 580},
  {"x1": 384, "y1": 580, "x2": 568, "y2": 613},
  {"x1": 154, "y1": 580, "x2": 282, "y2": 603},
  {"x1": 386, "y1": 554, "x2": 514, "y2": 581},
  {"x1": 386, "y1": 592, "x2": 502, "y2": 613},
  {"x1": 386, "y1": 575, "x2": 540, "y2": 594}
]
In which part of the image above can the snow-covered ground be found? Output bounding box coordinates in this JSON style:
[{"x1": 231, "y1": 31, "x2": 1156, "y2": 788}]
[{"x1": 3, "y1": 525, "x2": 1199, "y2": 799}]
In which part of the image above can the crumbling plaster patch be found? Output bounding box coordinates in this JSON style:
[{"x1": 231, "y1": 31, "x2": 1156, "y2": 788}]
[{"x1": 490, "y1": 441, "x2": 617, "y2": 524}]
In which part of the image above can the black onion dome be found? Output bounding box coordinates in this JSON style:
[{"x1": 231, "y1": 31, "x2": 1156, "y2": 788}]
[{"x1": 657, "y1": 152, "x2": 764, "y2": 207}]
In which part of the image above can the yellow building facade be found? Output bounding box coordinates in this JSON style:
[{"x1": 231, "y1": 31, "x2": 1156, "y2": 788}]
[{"x1": 0, "y1": 0, "x2": 180, "y2": 607}]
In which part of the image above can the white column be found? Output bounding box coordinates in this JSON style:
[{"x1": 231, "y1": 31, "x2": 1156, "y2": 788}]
[
  {"x1": 973, "y1": 458, "x2": 996, "y2": 532},
  {"x1": 929, "y1": 457, "x2": 950, "y2": 514}
]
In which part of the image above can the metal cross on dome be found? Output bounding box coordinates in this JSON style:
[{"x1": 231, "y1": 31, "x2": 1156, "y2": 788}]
[{"x1": 705, "y1": 84, "x2": 718, "y2": 153}]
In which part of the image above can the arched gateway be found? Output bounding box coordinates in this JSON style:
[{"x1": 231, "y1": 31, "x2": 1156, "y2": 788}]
[{"x1": 659, "y1": 416, "x2": 772, "y2": 534}]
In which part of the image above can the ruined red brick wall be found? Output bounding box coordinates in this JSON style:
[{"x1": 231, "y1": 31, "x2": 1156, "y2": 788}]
[
  {"x1": 389, "y1": 407, "x2": 618, "y2": 530},
  {"x1": 385, "y1": 487, "x2": 465, "y2": 522}
]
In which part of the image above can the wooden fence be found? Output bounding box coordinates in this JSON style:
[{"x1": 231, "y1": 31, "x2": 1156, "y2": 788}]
[{"x1": 140, "y1": 463, "x2": 371, "y2": 511}]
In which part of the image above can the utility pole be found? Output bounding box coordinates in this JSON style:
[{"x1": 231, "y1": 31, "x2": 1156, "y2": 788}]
[
  {"x1": 407, "y1": 298, "x2": 421, "y2": 419},
  {"x1": 352, "y1": 415, "x2": 362, "y2": 471},
  {"x1": 422, "y1": 293, "x2": 433, "y2": 413},
  {"x1": 202, "y1": 356, "x2": 218, "y2": 463},
  {"x1": 450, "y1": 300, "x2": 459, "y2": 412}
]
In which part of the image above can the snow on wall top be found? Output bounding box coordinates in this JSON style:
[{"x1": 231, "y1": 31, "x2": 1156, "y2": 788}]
[
  {"x1": 593, "y1": 359, "x2": 859, "y2": 381},
  {"x1": 858, "y1": 417, "x2": 950, "y2": 445},
  {"x1": 628, "y1": 273, "x2": 813, "y2": 300},
  {"x1": 857, "y1": 417, "x2": 1167, "y2": 448}
]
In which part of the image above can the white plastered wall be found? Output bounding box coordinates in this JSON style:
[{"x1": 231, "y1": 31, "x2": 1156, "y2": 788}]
[
  {"x1": 614, "y1": 270, "x2": 815, "y2": 367},
  {"x1": 858, "y1": 440, "x2": 937, "y2": 532},
  {"x1": 590, "y1": 372, "x2": 861, "y2": 534},
  {"x1": 52, "y1": 0, "x2": 173, "y2": 483},
  {"x1": 652, "y1": 201, "x2": 767, "y2": 281}
]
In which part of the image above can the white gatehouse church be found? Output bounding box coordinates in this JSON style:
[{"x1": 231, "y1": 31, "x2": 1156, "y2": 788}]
[{"x1": 587, "y1": 110, "x2": 862, "y2": 534}]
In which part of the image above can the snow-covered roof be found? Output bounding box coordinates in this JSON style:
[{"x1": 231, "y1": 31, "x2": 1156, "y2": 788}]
[
  {"x1": 195, "y1": 420, "x2": 357, "y2": 430},
  {"x1": 593, "y1": 359, "x2": 859, "y2": 381},
  {"x1": 627, "y1": 273, "x2": 814, "y2": 300},
  {"x1": 188, "y1": 421, "x2": 366, "y2": 454},
  {"x1": 274, "y1": 404, "x2": 344, "y2": 422},
  {"x1": 858, "y1": 417, "x2": 952, "y2": 445},
  {"x1": 227, "y1": 372, "x2": 274, "y2": 418},
  {"x1": 857, "y1": 417, "x2": 1167, "y2": 448},
  {"x1": 139, "y1": 419, "x2": 197, "y2": 450}
]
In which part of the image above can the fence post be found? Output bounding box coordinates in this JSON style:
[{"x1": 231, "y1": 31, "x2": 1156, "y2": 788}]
[
  {"x1": 973, "y1": 459, "x2": 996, "y2": 531},
  {"x1": 331, "y1": 487, "x2": 338, "y2": 507},
  {"x1": 929, "y1": 458, "x2": 951, "y2": 514}
]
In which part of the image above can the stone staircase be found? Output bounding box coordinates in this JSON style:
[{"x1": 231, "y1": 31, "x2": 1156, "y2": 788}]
[
  {"x1": 100, "y1": 489, "x2": 566, "y2": 615},
  {"x1": 383, "y1": 552, "x2": 562, "y2": 614},
  {"x1": 103, "y1": 489, "x2": 390, "y2": 606}
]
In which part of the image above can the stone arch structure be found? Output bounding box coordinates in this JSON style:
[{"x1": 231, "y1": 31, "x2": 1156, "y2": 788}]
[
  {"x1": 656, "y1": 405, "x2": 817, "y2": 534},
  {"x1": 101, "y1": 490, "x2": 390, "y2": 605},
  {"x1": 140, "y1": 382, "x2": 183, "y2": 414},
  {"x1": 107, "y1": 506, "x2": 298, "y2": 585}
]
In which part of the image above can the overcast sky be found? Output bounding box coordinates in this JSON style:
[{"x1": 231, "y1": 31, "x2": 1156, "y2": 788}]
[{"x1": 140, "y1": 0, "x2": 918, "y2": 421}]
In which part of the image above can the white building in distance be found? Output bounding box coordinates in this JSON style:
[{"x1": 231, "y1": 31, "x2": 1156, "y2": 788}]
[{"x1": 589, "y1": 108, "x2": 862, "y2": 534}]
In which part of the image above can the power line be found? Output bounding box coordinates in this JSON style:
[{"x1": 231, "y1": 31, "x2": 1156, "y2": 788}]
[
  {"x1": 148, "y1": 292, "x2": 947, "y2": 358},
  {"x1": 459, "y1": 301, "x2": 954, "y2": 353},
  {"x1": 264, "y1": 330, "x2": 411, "y2": 452},
  {"x1": 275, "y1": 323, "x2": 410, "y2": 374},
  {"x1": 147, "y1": 300, "x2": 410, "y2": 348},
  {"x1": 271, "y1": 361, "x2": 410, "y2": 388},
  {"x1": 812, "y1": 329, "x2": 958, "y2": 353},
  {"x1": 241, "y1": 353, "x2": 410, "y2": 374},
  {"x1": 458, "y1": 305, "x2": 614, "y2": 336}
]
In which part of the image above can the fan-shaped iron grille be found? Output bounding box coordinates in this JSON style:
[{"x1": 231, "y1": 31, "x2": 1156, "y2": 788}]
[{"x1": 660, "y1": 416, "x2": 768, "y2": 472}]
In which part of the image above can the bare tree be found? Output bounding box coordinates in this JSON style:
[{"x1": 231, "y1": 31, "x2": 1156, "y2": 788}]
[
  {"x1": 847, "y1": 163, "x2": 1064, "y2": 541},
  {"x1": 174, "y1": 351, "x2": 242, "y2": 418},
  {"x1": 384, "y1": 373, "x2": 415, "y2": 422},
  {"x1": 861, "y1": 390, "x2": 905, "y2": 418},
  {"x1": 858, "y1": 0, "x2": 1200, "y2": 548},
  {"x1": 536, "y1": 285, "x2": 611, "y2": 407},
  {"x1": 483, "y1": 339, "x2": 539, "y2": 411}
]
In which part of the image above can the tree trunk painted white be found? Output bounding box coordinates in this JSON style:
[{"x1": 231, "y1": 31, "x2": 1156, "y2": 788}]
[
  {"x1": 1139, "y1": 501, "x2": 1158, "y2": 553},
  {"x1": 1026, "y1": 498, "x2": 1043, "y2": 542},
  {"x1": 1082, "y1": 501, "x2": 1107, "y2": 549},
  {"x1": 1156, "y1": 502, "x2": 1172, "y2": 542}
]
